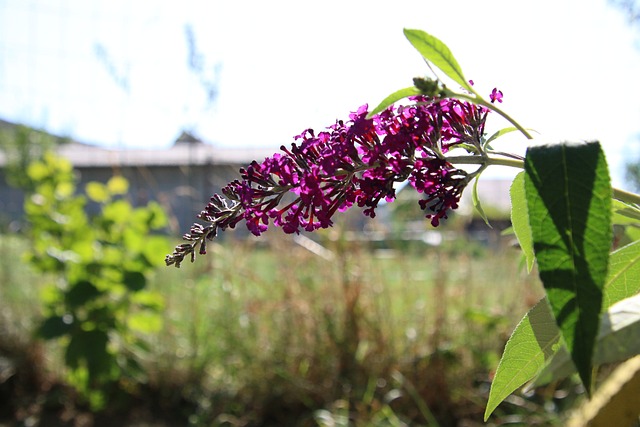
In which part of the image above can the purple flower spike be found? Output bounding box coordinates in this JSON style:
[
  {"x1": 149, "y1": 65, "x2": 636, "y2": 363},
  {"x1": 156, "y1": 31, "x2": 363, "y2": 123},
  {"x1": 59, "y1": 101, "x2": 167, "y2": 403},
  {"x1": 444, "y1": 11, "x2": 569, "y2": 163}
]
[{"x1": 166, "y1": 93, "x2": 492, "y2": 267}]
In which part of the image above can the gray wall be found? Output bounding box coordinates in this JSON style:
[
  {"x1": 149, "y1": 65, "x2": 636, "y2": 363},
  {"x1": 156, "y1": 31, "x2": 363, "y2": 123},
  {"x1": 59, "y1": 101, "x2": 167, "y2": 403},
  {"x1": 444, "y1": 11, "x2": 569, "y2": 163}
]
[{"x1": 0, "y1": 162, "x2": 245, "y2": 235}]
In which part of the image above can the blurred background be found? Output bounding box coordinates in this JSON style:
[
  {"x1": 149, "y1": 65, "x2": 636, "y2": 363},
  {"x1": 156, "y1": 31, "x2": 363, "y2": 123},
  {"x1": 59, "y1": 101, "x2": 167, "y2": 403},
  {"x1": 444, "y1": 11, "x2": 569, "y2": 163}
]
[{"x1": 1, "y1": 0, "x2": 640, "y2": 426}]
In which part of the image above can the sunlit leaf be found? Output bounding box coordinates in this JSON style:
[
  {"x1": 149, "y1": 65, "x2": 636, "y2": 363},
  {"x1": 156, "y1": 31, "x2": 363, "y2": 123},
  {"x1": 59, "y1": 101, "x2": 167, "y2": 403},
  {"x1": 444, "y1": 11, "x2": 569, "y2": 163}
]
[
  {"x1": 509, "y1": 172, "x2": 534, "y2": 272},
  {"x1": 611, "y1": 199, "x2": 640, "y2": 224},
  {"x1": 27, "y1": 161, "x2": 48, "y2": 181},
  {"x1": 485, "y1": 127, "x2": 519, "y2": 147},
  {"x1": 142, "y1": 235, "x2": 172, "y2": 267},
  {"x1": 611, "y1": 199, "x2": 640, "y2": 243},
  {"x1": 524, "y1": 141, "x2": 612, "y2": 390},
  {"x1": 534, "y1": 293, "x2": 640, "y2": 386},
  {"x1": 472, "y1": 176, "x2": 491, "y2": 228},
  {"x1": 146, "y1": 201, "x2": 169, "y2": 229},
  {"x1": 85, "y1": 182, "x2": 109, "y2": 203},
  {"x1": 132, "y1": 290, "x2": 165, "y2": 310},
  {"x1": 403, "y1": 29, "x2": 473, "y2": 93},
  {"x1": 55, "y1": 181, "x2": 75, "y2": 198},
  {"x1": 107, "y1": 175, "x2": 129, "y2": 195},
  {"x1": 534, "y1": 240, "x2": 640, "y2": 385},
  {"x1": 127, "y1": 312, "x2": 162, "y2": 333},
  {"x1": 366, "y1": 86, "x2": 421, "y2": 119},
  {"x1": 102, "y1": 199, "x2": 132, "y2": 224},
  {"x1": 484, "y1": 298, "x2": 560, "y2": 420},
  {"x1": 71, "y1": 239, "x2": 95, "y2": 262},
  {"x1": 603, "y1": 240, "x2": 640, "y2": 308}
]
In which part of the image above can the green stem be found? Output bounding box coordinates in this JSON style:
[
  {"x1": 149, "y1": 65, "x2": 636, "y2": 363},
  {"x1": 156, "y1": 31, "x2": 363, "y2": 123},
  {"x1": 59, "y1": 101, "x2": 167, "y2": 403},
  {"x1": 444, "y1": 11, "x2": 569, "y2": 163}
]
[
  {"x1": 612, "y1": 187, "x2": 640, "y2": 206},
  {"x1": 446, "y1": 91, "x2": 534, "y2": 140},
  {"x1": 445, "y1": 155, "x2": 523, "y2": 169},
  {"x1": 440, "y1": 87, "x2": 640, "y2": 205},
  {"x1": 447, "y1": 154, "x2": 640, "y2": 205}
]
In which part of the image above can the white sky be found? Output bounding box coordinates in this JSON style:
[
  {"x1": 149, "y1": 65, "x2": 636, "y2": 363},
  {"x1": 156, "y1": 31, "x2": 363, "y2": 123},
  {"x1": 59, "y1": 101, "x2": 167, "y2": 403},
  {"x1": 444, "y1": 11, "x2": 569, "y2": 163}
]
[{"x1": 1, "y1": 0, "x2": 639, "y2": 186}]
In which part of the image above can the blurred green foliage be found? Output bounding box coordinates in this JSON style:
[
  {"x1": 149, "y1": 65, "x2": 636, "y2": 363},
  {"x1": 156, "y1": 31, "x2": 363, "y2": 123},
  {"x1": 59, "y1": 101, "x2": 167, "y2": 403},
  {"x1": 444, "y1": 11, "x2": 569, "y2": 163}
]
[
  {"x1": 0, "y1": 123, "x2": 67, "y2": 192},
  {"x1": 22, "y1": 152, "x2": 171, "y2": 409}
]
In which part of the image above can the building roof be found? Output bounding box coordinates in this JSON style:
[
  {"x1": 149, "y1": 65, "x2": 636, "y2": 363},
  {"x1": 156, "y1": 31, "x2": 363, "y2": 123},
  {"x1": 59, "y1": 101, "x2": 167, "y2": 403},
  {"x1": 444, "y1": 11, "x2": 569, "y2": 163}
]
[
  {"x1": 53, "y1": 141, "x2": 275, "y2": 167},
  {"x1": 0, "y1": 118, "x2": 277, "y2": 168}
]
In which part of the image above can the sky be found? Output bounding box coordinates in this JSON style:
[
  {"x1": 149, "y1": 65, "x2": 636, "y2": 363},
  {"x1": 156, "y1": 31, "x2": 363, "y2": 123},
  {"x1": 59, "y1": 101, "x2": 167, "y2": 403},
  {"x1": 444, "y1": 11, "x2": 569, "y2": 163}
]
[{"x1": 1, "y1": 0, "x2": 640, "y2": 186}]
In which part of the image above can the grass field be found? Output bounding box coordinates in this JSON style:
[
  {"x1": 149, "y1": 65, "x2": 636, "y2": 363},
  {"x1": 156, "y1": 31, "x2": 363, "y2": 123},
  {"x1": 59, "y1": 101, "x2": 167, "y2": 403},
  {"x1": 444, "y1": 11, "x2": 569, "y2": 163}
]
[{"x1": 0, "y1": 229, "x2": 583, "y2": 426}]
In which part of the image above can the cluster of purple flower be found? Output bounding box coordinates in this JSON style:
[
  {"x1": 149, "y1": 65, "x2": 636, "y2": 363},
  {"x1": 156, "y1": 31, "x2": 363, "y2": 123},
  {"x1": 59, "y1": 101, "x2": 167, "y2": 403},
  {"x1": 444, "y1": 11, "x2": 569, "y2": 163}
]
[{"x1": 166, "y1": 94, "x2": 491, "y2": 267}]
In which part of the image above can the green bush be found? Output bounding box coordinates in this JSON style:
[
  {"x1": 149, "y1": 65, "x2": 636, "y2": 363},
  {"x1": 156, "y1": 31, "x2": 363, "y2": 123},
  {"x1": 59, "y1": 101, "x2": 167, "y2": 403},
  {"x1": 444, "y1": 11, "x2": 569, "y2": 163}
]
[{"x1": 22, "y1": 152, "x2": 170, "y2": 409}]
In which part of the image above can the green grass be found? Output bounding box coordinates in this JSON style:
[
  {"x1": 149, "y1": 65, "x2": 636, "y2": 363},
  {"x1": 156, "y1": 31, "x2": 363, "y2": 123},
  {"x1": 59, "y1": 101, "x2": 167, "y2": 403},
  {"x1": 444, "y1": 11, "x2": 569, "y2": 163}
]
[{"x1": 1, "y1": 231, "x2": 576, "y2": 426}]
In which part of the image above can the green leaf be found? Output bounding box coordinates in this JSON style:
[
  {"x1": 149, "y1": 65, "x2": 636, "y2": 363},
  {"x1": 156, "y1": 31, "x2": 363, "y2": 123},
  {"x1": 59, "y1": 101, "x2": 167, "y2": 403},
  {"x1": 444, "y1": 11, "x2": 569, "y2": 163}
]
[
  {"x1": 127, "y1": 312, "x2": 163, "y2": 333},
  {"x1": 123, "y1": 270, "x2": 146, "y2": 292},
  {"x1": 533, "y1": 293, "x2": 640, "y2": 386},
  {"x1": 65, "y1": 329, "x2": 113, "y2": 380},
  {"x1": 403, "y1": 29, "x2": 473, "y2": 93},
  {"x1": 38, "y1": 315, "x2": 75, "y2": 339},
  {"x1": 132, "y1": 290, "x2": 165, "y2": 310},
  {"x1": 142, "y1": 235, "x2": 172, "y2": 267},
  {"x1": 472, "y1": 176, "x2": 491, "y2": 228},
  {"x1": 106, "y1": 175, "x2": 129, "y2": 195},
  {"x1": 102, "y1": 199, "x2": 132, "y2": 224},
  {"x1": 85, "y1": 182, "x2": 109, "y2": 203},
  {"x1": 366, "y1": 86, "x2": 421, "y2": 119},
  {"x1": 484, "y1": 298, "x2": 560, "y2": 420},
  {"x1": 485, "y1": 127, "x2": 519, "y2": 147},
  {"x1": 603, "y1": 239, "x2": 640, "y2": 308},
  {"x1": 65, "y1": 280, "x2": 102, "y2": 308},
  {"x1": 524, "y1": 141, "x2": 612, "y2": 390},
  {"x1": 144, "y1": 201, "x2": 169, "y2": 229},
  {"x1": 27, "y1": 161, "x2": 49, "y2": 181},
  {"x1": 509, "y1": 172, "x2": 535, "y2": 272},
  {"x1": 611, "y1": 199, "x2": 640, "y2": 224},
  {"x1": 611, "y1": 199, "x2": 640, "y2": 243},
  {"x1": 55, "y1": 181, "x2": 75, "y2": 199}
]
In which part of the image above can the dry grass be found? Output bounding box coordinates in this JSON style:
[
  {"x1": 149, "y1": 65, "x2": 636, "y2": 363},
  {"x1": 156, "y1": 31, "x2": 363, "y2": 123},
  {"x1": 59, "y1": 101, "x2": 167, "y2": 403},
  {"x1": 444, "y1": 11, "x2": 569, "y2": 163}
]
[{"x1": 0, "y1": 230, "x2": 579, "y2": 426}]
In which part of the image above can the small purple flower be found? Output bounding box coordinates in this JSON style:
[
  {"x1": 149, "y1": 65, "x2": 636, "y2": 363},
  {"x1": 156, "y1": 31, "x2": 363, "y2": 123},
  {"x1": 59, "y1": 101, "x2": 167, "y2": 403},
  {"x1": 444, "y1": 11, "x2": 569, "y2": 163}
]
[
  {"x1": 166, "y1": 93, "x2": 492, "y2": 267},
  {"x1": 490, "y1": 88, "x2": 503, "y2": 104}
]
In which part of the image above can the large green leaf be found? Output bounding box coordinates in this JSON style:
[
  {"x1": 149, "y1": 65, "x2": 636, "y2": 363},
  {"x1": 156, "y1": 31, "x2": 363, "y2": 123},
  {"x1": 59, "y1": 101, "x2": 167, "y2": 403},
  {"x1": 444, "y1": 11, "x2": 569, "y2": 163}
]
[
  {"x1": 403, "y1": 29, "x2": 474, "y2": 93},
  {"x1": 533, "y1": 293, "x2": 640, "y2": 386},
  {"x1": 509, "y1": 172, "x2": 535, "y2": 272},
  {"x1": 524, "y1": 141, "x2": 612, "y2": 390},
  {"x1": 367, "y1": 86, "x2": 421, "y2": 119},
  {"x1": 487, "y1": 240, "x2": 640, "y2": 412},
  {"x1": 532, "y1": 240, "x2": 640, "y2": 385},
  {"x1": 533, "y1": 294, "x2": 640, "y2": 386},
  {"x1": 484, "y1": 298, "x2": 560, "y2": 420}
]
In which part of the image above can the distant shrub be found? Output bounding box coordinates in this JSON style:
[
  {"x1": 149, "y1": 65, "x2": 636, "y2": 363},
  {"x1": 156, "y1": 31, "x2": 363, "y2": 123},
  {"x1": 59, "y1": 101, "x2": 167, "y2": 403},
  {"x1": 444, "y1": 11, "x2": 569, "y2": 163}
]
[{"x1": 22, "y1": 152, "x2": 170, "y2": 409}]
